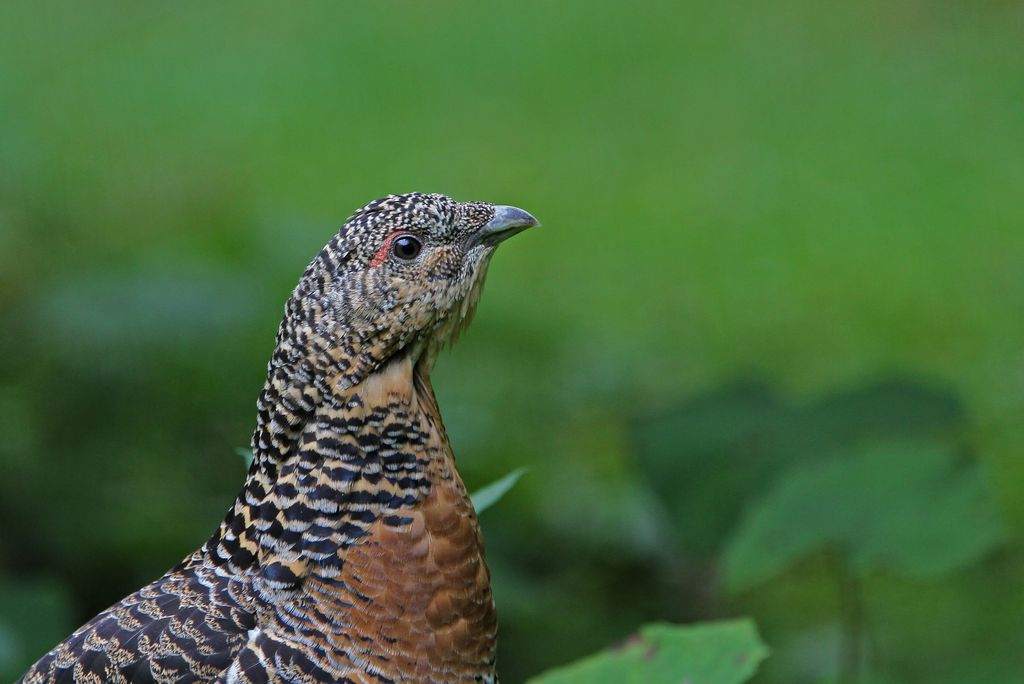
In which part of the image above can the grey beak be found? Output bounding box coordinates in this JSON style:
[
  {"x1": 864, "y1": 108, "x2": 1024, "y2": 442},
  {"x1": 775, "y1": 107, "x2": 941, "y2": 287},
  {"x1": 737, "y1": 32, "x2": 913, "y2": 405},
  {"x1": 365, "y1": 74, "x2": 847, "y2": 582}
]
[{"x1": 475, "y1": 205, "x2": 540, "y2": 246}]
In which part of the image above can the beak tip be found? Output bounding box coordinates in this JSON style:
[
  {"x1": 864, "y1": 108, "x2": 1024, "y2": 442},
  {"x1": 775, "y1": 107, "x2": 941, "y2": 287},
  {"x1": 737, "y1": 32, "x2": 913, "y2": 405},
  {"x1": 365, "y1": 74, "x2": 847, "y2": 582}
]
[
  {"x1": 475, "y1": 205, "x2": 540, "y2": 246},
  {"x1": 489, "y1": 205, "x2": 540, "y2": 230}
]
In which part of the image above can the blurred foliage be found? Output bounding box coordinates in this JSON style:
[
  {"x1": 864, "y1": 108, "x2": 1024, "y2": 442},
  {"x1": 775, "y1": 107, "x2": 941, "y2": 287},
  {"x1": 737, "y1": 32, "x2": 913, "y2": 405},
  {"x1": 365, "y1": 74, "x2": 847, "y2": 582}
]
[
  {"x1": 528, "y1": 620, "x2": 767, "y2": 684},
  {"x1": 0, "y1": 580, "x2": 73, "y2": 682},
  {"x1": 632, "y1": 380, "x2": 966, "y2": 558},
  {"x1": 2, "y1": 0, "x2": 1024, "y2": 682}
]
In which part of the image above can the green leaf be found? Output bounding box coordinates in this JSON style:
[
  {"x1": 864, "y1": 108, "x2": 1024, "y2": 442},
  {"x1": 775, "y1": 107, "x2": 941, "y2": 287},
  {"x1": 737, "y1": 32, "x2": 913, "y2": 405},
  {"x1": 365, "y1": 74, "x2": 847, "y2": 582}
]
[
  {"x1": 527, "y1": 619, "x2": 768, "y2": 684},
  {"x1": 236, "y1": 446, "x2": 254, "y2": 468},
  {"x1": 722, "y1": 440, "x2": 1008, "y2": 593},
  {"x1": 470, "y1": 467, "x2": 528, "y2": 514}
]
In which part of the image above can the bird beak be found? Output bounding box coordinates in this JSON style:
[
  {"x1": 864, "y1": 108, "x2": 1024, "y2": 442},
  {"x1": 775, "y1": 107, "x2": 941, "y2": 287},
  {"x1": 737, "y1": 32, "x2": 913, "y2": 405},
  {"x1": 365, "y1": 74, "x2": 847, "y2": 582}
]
[{"x1": 474, "y1": 206, "x2": 540, "y2": 247}]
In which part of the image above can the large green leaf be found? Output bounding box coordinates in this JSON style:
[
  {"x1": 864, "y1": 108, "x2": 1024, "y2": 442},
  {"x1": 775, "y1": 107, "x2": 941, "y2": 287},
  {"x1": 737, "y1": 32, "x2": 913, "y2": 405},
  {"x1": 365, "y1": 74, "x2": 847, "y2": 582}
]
[
  {"x1": 722, "y1": 441, "x2": 1007, "y2": 593},
  {"x1": 632, "y1": 380, "x2": 963, "y2": 556},
  {"x1": 527, "y1": 619, "x2": 768, "y2": 684}
]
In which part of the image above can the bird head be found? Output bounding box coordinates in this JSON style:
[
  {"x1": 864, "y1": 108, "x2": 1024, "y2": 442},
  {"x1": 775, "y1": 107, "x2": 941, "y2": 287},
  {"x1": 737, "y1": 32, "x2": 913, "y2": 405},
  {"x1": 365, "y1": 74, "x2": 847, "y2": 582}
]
[{"x1": 275, "y1": 192, "x2": 539, "y2": 389}]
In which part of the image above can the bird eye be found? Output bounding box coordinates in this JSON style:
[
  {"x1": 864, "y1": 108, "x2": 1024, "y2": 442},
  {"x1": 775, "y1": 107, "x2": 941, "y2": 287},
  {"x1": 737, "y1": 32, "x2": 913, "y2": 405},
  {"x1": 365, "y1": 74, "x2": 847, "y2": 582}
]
[{"x1": 391, "y1": 234, "x2": 422, "y2": 261}]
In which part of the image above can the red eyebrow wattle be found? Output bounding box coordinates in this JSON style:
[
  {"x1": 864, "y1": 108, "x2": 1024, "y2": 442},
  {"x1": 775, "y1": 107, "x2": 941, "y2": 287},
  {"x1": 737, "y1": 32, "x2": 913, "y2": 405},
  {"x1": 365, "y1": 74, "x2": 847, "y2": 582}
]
[{"x1": 369, "y1": 232, "x2": 400, "y2": 268}]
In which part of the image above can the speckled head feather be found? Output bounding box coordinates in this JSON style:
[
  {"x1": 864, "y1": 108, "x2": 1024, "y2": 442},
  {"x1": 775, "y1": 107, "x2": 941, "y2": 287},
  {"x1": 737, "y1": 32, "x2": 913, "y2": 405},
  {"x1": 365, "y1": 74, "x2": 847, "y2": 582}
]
[
  {"x1": 285, "y1": 193, "x2": 522, "y2": 382},
  {"x1": 19, "y1": 192, "x2": 538, "y2": 684}
]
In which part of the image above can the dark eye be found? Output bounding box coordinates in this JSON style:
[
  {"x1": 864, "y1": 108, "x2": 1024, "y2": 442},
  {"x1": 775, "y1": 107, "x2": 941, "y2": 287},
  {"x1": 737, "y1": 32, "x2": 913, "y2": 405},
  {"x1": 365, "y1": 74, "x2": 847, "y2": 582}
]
[{"x1": 391, "y1": 234, "x2": 422, "y2": 261}]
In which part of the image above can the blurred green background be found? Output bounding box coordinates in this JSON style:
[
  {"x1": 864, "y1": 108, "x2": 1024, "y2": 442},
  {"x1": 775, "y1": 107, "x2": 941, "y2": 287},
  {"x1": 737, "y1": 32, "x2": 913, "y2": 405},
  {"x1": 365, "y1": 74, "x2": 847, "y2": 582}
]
[{"x1": 1, "y1": 1, "x2": 1023, "y2": 682}]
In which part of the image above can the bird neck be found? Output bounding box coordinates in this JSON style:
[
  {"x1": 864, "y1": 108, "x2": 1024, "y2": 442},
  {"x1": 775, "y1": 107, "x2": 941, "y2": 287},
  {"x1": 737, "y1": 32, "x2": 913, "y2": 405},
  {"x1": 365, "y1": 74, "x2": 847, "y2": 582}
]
[{"x1": 197, "y1": 349, "x2": 449, "y2": 575}]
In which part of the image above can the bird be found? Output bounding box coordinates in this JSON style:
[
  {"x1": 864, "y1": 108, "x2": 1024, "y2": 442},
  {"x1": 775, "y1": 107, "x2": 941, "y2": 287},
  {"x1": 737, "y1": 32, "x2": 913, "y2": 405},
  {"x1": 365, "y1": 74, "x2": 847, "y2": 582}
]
[{"x1": 19, "y1": 192, "x2": 540, "y2": 684}]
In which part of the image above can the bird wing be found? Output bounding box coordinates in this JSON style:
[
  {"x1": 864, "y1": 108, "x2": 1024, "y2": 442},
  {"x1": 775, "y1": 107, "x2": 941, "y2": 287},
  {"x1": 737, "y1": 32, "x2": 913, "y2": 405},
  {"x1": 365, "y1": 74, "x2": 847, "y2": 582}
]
[{"x1": 19, "y1": 565, "x2": 255, "y2": 683}]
